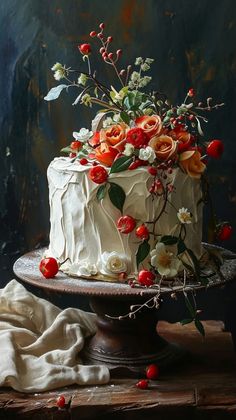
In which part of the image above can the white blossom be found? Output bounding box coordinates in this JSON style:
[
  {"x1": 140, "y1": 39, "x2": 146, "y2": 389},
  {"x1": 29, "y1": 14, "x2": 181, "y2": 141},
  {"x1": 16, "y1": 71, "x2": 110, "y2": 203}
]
[
  {"x1": 78, "y1": 73, "x2": 88, "y2": 86},
  {"x1": 177, "y1": 208, "x2": 192, "y2": 224},
  {"x1": 100, "y1": 252, "x2": 128, "y2": 276},
  {"x1": 124, "y1": 143, "x2": 135, "y2": 156},
  {"x1": 139, "y1": 146, "x2": 156, "y2": 163},
  {"x1": 150, "y1": 242, "x2": 182, "y2": 277},
  {"x1": 135, "y1": 57, "x2": 143, "y2": 65},
  {"x1": 141, "y1": 63, "x2": 150, "y2": 72},
  {"x1": 73, "y1": 128, "x2": 93, "y2": 142}
]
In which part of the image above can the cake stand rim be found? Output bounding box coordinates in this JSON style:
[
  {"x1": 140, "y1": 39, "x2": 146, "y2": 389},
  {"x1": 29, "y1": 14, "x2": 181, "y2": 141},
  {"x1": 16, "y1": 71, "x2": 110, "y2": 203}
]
[{"x1": 12, "y1": 245, "x2": 236, "y2": 298}]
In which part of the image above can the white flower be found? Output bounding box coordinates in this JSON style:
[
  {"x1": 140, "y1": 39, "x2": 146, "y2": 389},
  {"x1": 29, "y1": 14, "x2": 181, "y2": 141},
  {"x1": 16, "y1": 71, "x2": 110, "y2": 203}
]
[
  {"x1": 139, "y1": 76, "x2": 152, "y2": 87},
  {"x1": 141, "y1": 63, "x2": 150, "y2": 72},
  {"x1": 145, "y1": 58, "x2": 154, "y2": 64},
  {"x1": 177, "y1": 207, "x2": 192, "y2": 224},
  {"x1": 51, "y1": 62, "x2": 63, "y2": 71},
  {"x1": 53, "y1": 69, "x2": 64, "y2": 81},
  {"x1": 73, "y1": 128, "x2": 93, "y2": 142},
  {"x1": 139, "y1": 146, "x2": 156, "y2": 163},
  {"x1": 131, "y1": 71, "x2": 140, "y2": 82},
  {"x1": 103, "y1": 117, "x2": 114, "y2": 128},
  {"x1": 100, "y1": 252, "x2": 128, "y2": 276},
  {"x1": 124, "y1": 143, "x2": 135, "y2": 156},
  {"x1": 150, "y1": 243, "x2": 182, "y2": 277},
  {"x1": 51, "y1": 63, "x2": 66, "y2": 80},
  {"x1": 78, "y1": 73, "x2": 88, "y2": 86},
  {"x1": 135, "y1": 57, "x2": 143, "y2": 65}
]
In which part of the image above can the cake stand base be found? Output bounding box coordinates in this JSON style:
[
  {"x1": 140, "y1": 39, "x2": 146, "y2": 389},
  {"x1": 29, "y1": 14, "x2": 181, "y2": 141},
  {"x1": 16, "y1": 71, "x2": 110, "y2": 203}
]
[{"x1": 82, "y1": 296, "x2": 186, "y2": 376}]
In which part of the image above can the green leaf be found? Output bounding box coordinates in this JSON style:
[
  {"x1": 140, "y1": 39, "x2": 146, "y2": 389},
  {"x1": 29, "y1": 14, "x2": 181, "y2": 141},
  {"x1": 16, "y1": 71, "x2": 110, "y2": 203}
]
[
  {"x1": 184, "y1": 295, "x2": 196, "y2": 318},
  {"x1": 180, "y1": 318, "x2": 193, "y2": 325},
  {"x1": 136, "y1": 240, "x2": 150, "y2": 268},
  {"x1": 110, "y1": 156, "x2": 133, "y2": 174},
  {"x1": 195, "y1": 319, "x2": 205, "y2": 337},
  {"x1": 108, "y1": 182, "x2": 126, "y2": 212},
  {"x1": 160, "y1": 235, "x2": 179, "y2": 245},
  {"x1": 96, "y1": 185, "x2": 106, "y2": 201},
  {"x1": 177, "y1": 239, "x2": 187, "y2": 255},
  {"x1": 120, "y1": 111, "x2": 130, "y2": 125},
  {"x1": 61, "y1": 146, "x2": 72, "y2": 153}
]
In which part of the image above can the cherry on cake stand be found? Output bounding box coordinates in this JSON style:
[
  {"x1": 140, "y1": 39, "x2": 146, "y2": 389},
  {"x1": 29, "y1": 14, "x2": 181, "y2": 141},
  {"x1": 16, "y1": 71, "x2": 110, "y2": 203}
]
[{"x1": 13, "y1": 246, "x2": 236, "y2": 377}]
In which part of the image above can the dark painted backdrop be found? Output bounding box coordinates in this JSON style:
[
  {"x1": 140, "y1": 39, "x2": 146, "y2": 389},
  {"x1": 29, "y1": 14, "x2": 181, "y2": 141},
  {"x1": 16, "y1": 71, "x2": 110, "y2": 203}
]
[{"x1": 0, "y1": 0, "x2": 235, "y2": 312}]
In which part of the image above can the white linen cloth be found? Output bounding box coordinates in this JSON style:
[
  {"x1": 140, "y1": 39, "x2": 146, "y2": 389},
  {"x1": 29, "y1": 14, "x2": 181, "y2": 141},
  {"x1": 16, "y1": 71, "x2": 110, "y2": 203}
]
[{"x1": 0, "y1": 279, "x2": 110, "y2": 392}]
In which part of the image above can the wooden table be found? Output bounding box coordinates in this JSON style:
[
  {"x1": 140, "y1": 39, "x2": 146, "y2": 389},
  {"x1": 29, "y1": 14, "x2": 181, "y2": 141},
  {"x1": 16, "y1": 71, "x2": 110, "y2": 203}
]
[{"x1": 0, "y1": 320, "x2": 236, "y2": 420}]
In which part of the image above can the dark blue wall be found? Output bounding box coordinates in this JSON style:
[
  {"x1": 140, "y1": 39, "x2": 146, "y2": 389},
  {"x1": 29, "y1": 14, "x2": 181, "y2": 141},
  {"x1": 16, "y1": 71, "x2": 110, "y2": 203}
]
[{"x1": 0, "y1": 1, "x2": 235, "y2": 309}]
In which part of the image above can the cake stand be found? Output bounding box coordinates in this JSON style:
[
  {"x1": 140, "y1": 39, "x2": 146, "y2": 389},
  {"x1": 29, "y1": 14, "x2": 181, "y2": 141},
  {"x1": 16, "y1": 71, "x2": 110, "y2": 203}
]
[{"x1": 13, "y1": 246, "x2": 236, "y2": 376}]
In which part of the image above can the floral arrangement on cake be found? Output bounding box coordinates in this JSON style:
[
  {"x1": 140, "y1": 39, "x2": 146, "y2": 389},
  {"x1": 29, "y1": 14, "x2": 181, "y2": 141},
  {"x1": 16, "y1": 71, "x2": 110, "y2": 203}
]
[{"x1": 42, "y1": 22, "x2": 232, "y2": 334}]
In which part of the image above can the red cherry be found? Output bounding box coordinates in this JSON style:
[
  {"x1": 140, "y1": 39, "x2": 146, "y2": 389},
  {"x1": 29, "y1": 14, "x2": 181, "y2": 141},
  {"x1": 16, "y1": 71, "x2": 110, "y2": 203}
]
[
  {"x1": 148, "y1": 167, "x2": 157, "y2": 176},
  {"x1": 136, "y1": 379, "x2": 149, "y2": 389},
  {"x1": 188, "y1": 88, "x2": 195, "y2": 97},
  {"x1": 70, "y1": 141, "x2": 82, "y2": 151},
  {"x1": 117, "y1": 215, "x2": 136, "y2": 234},
  {"x1": 78, "y1": 43, "x2": 91, "y2": 55},
  {"x1": 56, "y1": 395, "x2": 66, "y2": 408},
  {"x1": 146, "y1": 364, "x2": 159, "y2": 380},
  {"x1": 99, "y1": 22, "x2": 105, "y2": 29},
  {"x1": 217, "y1": 224, "x2": 233, "y2": 241},
  {"x1": 89, "y1": 166, "x2": 108, "y2": 184},
  {"x1": 89, "y1": 31, "x2": 97, "y2": 37},
  {"x1": 135, "y1": 224, "x2": 149, "y2": 240},
  {"x1": 79, "y1": 158, "x2": 88, "y2": 165},
  {"x1": 206, "y1": 140, "x2": 224, "y2": 159},
  {"x1": 39, "y1": 257, "x2": 59, "y2": 279},
  {"x1": 138, "y1": 270, "x2": 155, "y2": 287}
]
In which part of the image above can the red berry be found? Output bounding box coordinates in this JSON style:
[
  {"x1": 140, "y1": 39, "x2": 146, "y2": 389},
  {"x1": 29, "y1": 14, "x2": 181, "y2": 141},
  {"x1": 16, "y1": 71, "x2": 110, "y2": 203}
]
[
  {"x1": 188, "y1": 114, "x2": 195, "y2": 121},
  {"x1": 138, "y1": 270, "x2": 155, "y2": 287},
  {"x1": 108, "y1": 52, "x2": 114, "y2": 60},
  {"x1": 117, "y1": 215, "x2": 136, "y2": 234},
  {"x1": 206, "y1": 140, "x2": 224, "y2": 159},
  {"x1": 217, "y1": 224, "x2": 233, "y2": 241},
  {"x1": 90, "y1": 31, "x2": 97, "y2": 37},
  {"x1": 56, "y1": 395, "x2": 65, "y2": 408},
  {"x1": 116, "y1": 49, "x2": 122, "y2": 57},
  {"x1": 79, "y1": 158, "x2": 88, "y2": 165},
  {"x1": 148, "y1": 167, "x2": 157, "y2": 176},
  {"x1": 97, "y1": 33, "x2": 104, "y2": 39},
  {"x1": 146, "y1": 364, "x2": 159, "y2": 380},
  {"x1": 107, "y1": 36, "x2": 113, "y2": 43},
  {"x1": 99, "y1": 22, "x2": 105, "y2": 29},
  {"x1": 88, "y1": 166, "x2": 108, "y2": 184},
  {"x1": 188, "y1": 88, "x2": 195, "y2": 97},
  {"x1": 39, "y1": 257, "x2": 59, "y2": 279},
  {"x1": 99, "y1": 47, "x2": 105, "y2": 54},
  {"x1": 70, "y1": 141, "x2": 82, "y2": 151},
  {"x1": 78, "y1": 43, "x2": 91, "y2": 55},
  {"x1": 136, "y1": 379, "x2": 149, "y2": 389},
  {"x1": 135, "y1": 224, "x2": 149, "y2": 240},
  {"x1": 69, "y1": 152, "x2": 76, "y2": 158},
  {"x1": 128, "y1": 159, "x2": 147, "y2": 170},
  {"x1": 102, "y1": 52, "x2": 108, "y2": 59}
]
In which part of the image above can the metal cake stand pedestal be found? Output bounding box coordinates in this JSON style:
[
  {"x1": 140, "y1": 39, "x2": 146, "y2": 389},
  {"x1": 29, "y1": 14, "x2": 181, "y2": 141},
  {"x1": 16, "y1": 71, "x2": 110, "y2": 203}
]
[{"x1": 13, "y1": 246, "x2": 236, "y2": 376}]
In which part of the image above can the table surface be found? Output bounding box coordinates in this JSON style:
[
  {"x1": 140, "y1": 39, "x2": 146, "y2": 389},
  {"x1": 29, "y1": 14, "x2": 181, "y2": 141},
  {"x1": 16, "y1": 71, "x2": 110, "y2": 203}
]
[
  {"x1": 1, "y1": 321, "x2": 236, "y2": 420},
  {"x1": 13, "y1": 246, "x2": 236, "y2": 298}
]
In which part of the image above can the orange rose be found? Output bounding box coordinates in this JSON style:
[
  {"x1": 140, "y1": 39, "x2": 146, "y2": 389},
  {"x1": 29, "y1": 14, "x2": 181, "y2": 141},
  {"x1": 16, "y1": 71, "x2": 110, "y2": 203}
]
[
  {"x1": 95, "y1": 143, "x2": 118, "y2": 167},
  {"x1": 179, "y1": 150, "x2": 206, "y2": 179},
  {"x1": 168, "y1": 127, "x2": 192, "y2": 152},
  {"x1": 149, "y1": 135, "x2": 177, "y2": 161},
  {"x1": 135, "y1": 115, "x2": 162, "y2": 139},
  {"x1": 100, "y1": 123, "x2": 128, "y2": 151}
]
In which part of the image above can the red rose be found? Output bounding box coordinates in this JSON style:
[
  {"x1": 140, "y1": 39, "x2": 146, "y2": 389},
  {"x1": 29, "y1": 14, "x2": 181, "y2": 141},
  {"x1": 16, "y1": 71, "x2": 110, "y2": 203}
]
[
  {"x1": 88, "y1": 166, "x2": 108, "y2": 184},
  {"x1": 126, "y1": 128, "x2": 149, "y2": 149}
]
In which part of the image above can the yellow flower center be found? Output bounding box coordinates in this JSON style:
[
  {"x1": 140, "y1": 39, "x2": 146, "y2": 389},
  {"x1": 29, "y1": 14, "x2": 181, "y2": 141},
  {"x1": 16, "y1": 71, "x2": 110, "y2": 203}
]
[{"x1": 157, "y1": 252, "x2": 172, "y2": 268}]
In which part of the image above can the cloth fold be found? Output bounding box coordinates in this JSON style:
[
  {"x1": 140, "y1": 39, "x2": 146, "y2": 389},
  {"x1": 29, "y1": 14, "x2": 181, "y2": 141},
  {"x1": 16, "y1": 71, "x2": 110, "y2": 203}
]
[{"x1": 0, "y1": 279, "x2": 110, "y2": 392}]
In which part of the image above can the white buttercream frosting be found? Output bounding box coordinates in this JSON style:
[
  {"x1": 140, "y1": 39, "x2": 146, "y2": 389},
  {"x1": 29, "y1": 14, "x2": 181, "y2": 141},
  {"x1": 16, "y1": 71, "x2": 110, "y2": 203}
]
[{"x1": 47, "y1": 157, "x2": 203, "y2": 280}]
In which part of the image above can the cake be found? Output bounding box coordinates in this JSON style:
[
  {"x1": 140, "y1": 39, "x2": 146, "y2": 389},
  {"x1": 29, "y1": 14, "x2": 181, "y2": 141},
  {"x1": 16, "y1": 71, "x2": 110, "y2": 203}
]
[{"x1": 43, "y1": 22, "x2": 229, "y2": 287}]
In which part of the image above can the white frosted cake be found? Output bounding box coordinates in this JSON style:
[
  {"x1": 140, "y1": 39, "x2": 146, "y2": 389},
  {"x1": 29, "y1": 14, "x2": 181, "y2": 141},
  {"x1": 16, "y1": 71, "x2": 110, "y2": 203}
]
[
  {"x1": 47, "y1": 156, "x2": 203, "y2": 280},
  {"x1": 43, "y1": 25, "x2": 227, "y2": 286}
]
